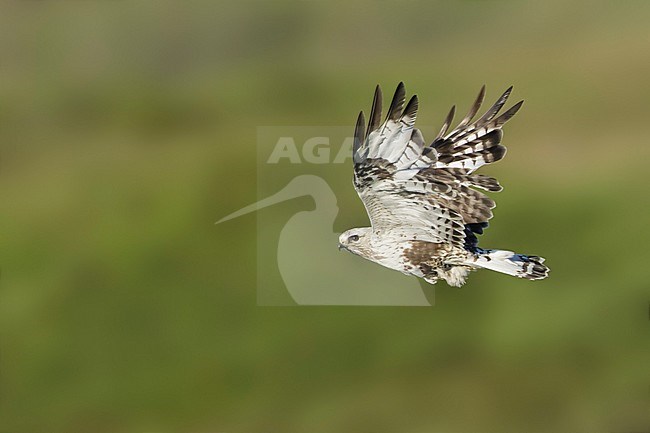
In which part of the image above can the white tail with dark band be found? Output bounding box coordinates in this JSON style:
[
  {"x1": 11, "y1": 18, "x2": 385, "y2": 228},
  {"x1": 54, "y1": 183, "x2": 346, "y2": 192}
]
[{"x1": 470, "y1": 248, "x2": 549, "y2": 280}]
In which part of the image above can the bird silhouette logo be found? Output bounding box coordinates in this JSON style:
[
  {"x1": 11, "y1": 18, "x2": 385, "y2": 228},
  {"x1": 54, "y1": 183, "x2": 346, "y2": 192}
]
[{"x1": 217, "y1": 174, "x2": 432, "y2": 306}]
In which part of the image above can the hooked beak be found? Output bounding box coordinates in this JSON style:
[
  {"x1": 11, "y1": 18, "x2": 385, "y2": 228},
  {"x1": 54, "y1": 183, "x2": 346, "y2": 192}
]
[{"x1": 338, "y1": 243, "x2": 347, "y2": 252}]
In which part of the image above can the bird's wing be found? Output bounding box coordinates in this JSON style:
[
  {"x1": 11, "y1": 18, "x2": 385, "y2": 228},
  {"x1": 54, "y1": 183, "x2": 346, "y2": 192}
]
[{"x1": 353, "y1": 83, "x2": 523, "y2": 249}]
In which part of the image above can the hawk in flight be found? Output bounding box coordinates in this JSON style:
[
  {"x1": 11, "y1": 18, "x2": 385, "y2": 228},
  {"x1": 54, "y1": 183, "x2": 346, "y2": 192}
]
[{"x1": 338, "y1": 83, "x2": 549, "y2": 287}]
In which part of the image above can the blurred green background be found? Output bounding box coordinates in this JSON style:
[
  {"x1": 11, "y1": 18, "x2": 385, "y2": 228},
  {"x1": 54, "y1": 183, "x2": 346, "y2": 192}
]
[{"x1": 1, "y1": 1, "x2": 649, "y2": 432}]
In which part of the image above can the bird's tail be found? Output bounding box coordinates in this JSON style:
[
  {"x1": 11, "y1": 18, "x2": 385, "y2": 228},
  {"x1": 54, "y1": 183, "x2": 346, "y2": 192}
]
[{"x1": 468, "y1": 248, "x2": 549, "y2": 280}]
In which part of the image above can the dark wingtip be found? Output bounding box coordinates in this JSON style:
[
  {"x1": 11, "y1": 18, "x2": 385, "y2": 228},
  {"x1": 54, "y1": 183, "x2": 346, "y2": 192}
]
[
  {"x1": 474, "y1": 85, "x2": 515, "y2": 126},
  {"x1": 367, "y1": 84, "x2": 383, "y2": 136},
  {"x1": 435, "y1": 104, "x2": 456, "y2": 140},
  {"x1": 491, "y1": 144, "x2": 507, "y2": 162},
  {"x1": 510, "y1": 99, "x2": 524, "y2": 113},
  {"x1": 386, "y1": 82, "x2": 407, "y2": 121},
  {"x1": 454, "y1": 85, "x2": 486, "y2": 130},
  {"x1": 402, "y1": 94, "x2": 419, "y2": 119},
  {"x1": 353, "y1": 110, "x2": 366, "y2": 156},
  {"x1": 492, "y1": 99, "x2": 524, "y2": 127},
  {"x1": 500, "y1": 86, "x2": 514, "y2": 101},
  {"x1": 477, "y1": 85, "x2": 486, "y2": 103}
]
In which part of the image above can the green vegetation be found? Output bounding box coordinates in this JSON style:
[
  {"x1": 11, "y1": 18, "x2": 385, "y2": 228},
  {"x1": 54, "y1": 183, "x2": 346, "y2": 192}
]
[{"x1": 1, "y1": 2, "x2": 649, "y2": 432}]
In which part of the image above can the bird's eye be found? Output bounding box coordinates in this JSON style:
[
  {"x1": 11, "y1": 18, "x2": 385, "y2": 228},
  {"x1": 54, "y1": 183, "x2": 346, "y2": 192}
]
[{"x1": 348, "y1": 234, "x2": 360, "y2": 242}]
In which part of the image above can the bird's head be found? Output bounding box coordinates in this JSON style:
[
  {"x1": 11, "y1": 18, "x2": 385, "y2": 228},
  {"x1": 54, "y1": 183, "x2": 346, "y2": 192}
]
[{"x1": 338, "y1": 227, "x2": 373, "y2": 257}]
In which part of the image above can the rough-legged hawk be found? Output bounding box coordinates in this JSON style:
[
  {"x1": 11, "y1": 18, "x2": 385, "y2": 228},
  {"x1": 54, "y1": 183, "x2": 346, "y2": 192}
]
[{"x1": 338, "y1": 83, "x2": 549, "y2": 287}]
